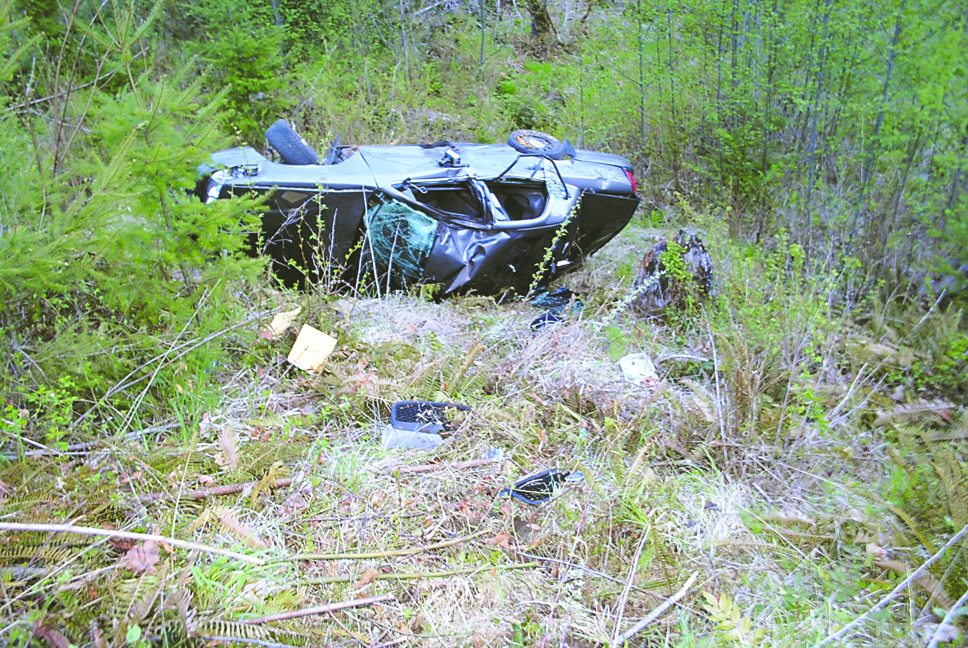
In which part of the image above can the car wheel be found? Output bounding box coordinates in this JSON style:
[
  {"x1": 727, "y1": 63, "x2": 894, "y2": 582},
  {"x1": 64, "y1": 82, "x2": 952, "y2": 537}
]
[
  {"x1": 266, "y1": 119, "x2": 320, "y2": 165},
  {"x1": 507, "y1": 129, "x2": 566, "y2": 160}
]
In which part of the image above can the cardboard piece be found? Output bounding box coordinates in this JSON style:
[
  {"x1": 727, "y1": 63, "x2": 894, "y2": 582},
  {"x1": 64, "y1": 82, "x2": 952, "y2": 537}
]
[
  {"x1": 287, "y1": 325, "x2": 337, "y2": 373},
  {"x1": 264, "y1": 307, "x2": 301, "y2": 339}
]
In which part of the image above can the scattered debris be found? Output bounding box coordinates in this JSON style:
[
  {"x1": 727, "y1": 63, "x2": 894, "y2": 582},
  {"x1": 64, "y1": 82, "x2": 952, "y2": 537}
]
[
  {"x1": 287, "y1": 324, "x2": 337, "y2": 373},
  {"x1": 531, "y1": 287, "x2": 577, "y2": 310},
  {"x1": 632, "y1": 229, "x2": 713, "y2": 313},
  {"x1": 529, "y1": 286, "x2": 584, "y2": 330},
  {"x1": 499, "y1": 468, "x2": 583, "y2": 504},
  {"x1": 382, "y1": 400, "x2": 471, "y2": 450},
  {"x1": 530, "y1": 311, "x2": 564, "y2": 330},
  {"x1": 619, "y1": 353, "x2": 659, "y2": 385},
  {"x1": 260, "y1": 307, "x2": 302, "y2": 340},
  {"x1": 382, "y1": 425, "x2": 444, "y2": 449}
]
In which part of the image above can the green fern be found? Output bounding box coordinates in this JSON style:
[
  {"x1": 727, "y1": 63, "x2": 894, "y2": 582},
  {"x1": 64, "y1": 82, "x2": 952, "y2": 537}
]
[{"x1": 701, "y1": 591, "x2": 766, "y2": 646}]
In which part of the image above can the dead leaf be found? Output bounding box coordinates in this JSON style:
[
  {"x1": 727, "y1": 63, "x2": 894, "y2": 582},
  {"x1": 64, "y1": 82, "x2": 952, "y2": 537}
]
[
  {"x1": 0, "y1": 480, "x2": 10, "y2": 507},
  {"x1": 92, "y1": 624, "x2": 107, "y2": 648},
  {"x1": 353, "y1": 567, "x2": 378, "y2": 590},
  {"x1": 488, "y1": 531, "x2": 512, "y2": 548},
  {"x1": 198, "y1": 475, "x2": 215, "y2": 486},
  {"x1": 214, "y1": 428, "x2": 240, "y2": 470},
  {"x1": 33, "y1": 623, "x2": 69, "y2": 648},
  {"x1": 127, "y1": 541, "x2": 159, "y2": 574},
  {"x1": 866, "y1": 543, "x2": 886, "y2": 562}
]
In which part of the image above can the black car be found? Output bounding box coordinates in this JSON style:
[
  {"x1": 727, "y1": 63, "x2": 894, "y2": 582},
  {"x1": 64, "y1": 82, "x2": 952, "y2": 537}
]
[{"x1": 199, "y1": 122, "x2": 641, "y2": 296}]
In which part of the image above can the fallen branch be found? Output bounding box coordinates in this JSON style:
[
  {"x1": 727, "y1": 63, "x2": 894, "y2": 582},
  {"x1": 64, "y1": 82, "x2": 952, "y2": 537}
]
[
  {"x1": 282, "y1": 529, "x2": 486, "y2": 562},
  {"x1": 611, "y1": 528, "x2": 650, "y2": 645},
  {"x1": 811, "y1": 520, "x2": 968, "y2": 648},
  {"x1": 390, "y1": 458, "x2": 498, "y2": 475},
  {"x1": 243, "y1": 593, "x2": 393, "y2": 625},
  {"x1": 0, "y1": 522, "x2": 263, "y2": 565},
  {"x1": 138, "y1": 477, "x2": 293, "y2": 504},
  {"x1": 0, "y1": 441, "x2": 99, "y2": 460},
  {"x1": 611, "y1": 571, "x2": 699, "y2": 646},
  {"x1": 304, "y1": 561, "x2": 539, "y2": 585},
  {"x1": 926, "y1": 586, "x2": 968, "y2": 648},
  {"x1": 510, "y1": 550, "x2": 647, "y2": 590}
]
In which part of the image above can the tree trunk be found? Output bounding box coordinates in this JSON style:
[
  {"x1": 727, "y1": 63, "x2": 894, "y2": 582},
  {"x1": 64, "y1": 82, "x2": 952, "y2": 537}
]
[{"x1": 525, "y1": 0, "x2": 557, "y2": 51}]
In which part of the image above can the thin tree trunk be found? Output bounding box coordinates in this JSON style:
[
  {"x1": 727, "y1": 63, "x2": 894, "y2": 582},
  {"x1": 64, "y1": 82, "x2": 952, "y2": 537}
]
[
  {"x1": 945, "y1": 134, "x2": 968, "y2": 214},
  {"x1": 803, "y1": 0, "x2": 833, "y2": 250},
  {"x1": 847, "y1": 0, "x2": 905, "y2": 255}
]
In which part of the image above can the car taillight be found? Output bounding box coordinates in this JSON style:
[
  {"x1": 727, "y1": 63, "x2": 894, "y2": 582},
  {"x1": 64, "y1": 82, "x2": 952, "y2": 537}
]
[{"x1": 625, "y1": 169, "x2": 637, "y2": 195}]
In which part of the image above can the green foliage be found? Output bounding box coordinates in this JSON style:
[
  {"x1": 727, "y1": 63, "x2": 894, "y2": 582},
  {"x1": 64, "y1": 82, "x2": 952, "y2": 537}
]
[
  {"x1": 701, "y1": 591, "x2": 766, "y2": 646},
  {"x1": 167, "y1": 0, "x2": 286, "y2": 144},
  {"x1": 0, "y1": 1, "x2": 265, "y2": 431}
]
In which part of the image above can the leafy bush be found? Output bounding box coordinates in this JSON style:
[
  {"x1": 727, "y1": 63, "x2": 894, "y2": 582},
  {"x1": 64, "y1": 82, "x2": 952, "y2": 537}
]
[{"x1": 0, "y1": 53, "x2": 264, "y2": 430}]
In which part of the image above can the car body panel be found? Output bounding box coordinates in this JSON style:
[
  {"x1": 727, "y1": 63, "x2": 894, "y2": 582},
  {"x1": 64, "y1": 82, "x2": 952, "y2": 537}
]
[{"x1": 202, "y1": 136, "x2": 641, "y2": 295}]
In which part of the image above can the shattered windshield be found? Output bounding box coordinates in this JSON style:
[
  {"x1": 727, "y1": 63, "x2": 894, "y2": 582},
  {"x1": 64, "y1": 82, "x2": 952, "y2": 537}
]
[{"x1": 363, "y1": 197, "x2": 439, "y2": 289}]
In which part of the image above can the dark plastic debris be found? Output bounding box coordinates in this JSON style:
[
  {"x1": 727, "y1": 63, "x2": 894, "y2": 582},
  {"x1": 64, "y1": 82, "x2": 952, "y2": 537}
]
[
  {"x1": 531, "y1": 287, "x2": 576, "y2": 310},
  {"x1": 499, "y1": 468, "x2": 576, "y2": 504},
  {"x1": 390, "y1": 400, "x2": 471, "y2": 435},
  {"x1": 530, "y1": 311, "x2": 564, "y2": 330},
  {"x1": 529, "y1": 287, "x2": 583, "y2": 330}
]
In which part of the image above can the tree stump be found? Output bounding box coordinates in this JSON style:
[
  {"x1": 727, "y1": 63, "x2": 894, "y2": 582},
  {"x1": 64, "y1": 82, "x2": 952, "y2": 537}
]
[{"x1": 632, "y1": 230, "x2": 713, "y2": 314}]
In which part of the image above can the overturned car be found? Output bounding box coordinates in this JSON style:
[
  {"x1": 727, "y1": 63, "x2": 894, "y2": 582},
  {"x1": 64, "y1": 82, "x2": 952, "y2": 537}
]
[{"x1": 198, "y1": 121, "x2": 641, "y2": 296}]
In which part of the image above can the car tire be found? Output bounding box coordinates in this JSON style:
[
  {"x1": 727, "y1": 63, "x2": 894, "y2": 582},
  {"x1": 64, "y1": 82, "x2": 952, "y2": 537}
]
[
  {"x1": 507, "y1": 129, "x2": 566, "y2": 160},
  {"x1": 266, "y1": 119, "x2": 320, "y2": 165}
]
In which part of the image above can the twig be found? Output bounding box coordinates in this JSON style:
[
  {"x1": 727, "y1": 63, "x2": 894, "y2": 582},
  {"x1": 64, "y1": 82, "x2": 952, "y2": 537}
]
[
  {"x1": 373, "y1": 638, "x2": 408, "y2": 648},
  {"x1": 304, "y1": 561, "x2": 539, "y2": 585},
  {"x1": 137, "y1": 477, "x2": 293, "y2": 504},
  {"x1": 925, "y1": 586, "x2": 968, "y2": 648},
  {"x1": 390, "y1": 458, "x2": 498, "y2": 475},
  {"x1": 510, "y1": 549, "x2": 649, "y2": 590},
  {"x1": 611, "y1": 528, "x2": 650, "y2": 645},
  {"x1": 74, "y1": 308, "x2": 281, "y2": 428},
  {"x1": 0, "y1": 522, "x2": 263, "y2": 565},
  {"x1": 243, "y1": 593, "x2": 393, "y2": 624},
  {"x1": 811, "y1": 521, "x2": 968, "y2": 648},
  {"x1": 612, "y1": 571, "x2": 699, "y2": 646},
  {"x1": 0, "y1": 441, "x2": 99, "y2": 459},
  {"x1": 282, "y1": 529, "x2": 486, "y2": 562},
  {"x1": 197, "y1": 636, "x2": 302, "y2": 648}
]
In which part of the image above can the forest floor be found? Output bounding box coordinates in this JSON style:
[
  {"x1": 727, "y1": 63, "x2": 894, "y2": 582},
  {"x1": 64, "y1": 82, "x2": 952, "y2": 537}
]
[{"x1": 1, "y1": 217, "x2": 966, "y2": 648}]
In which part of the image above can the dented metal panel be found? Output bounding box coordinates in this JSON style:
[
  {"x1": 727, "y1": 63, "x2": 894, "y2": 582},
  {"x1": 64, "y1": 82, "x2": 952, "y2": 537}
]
[{"x1": 200, "y1": 126, "x2": 642, "y2": 296}]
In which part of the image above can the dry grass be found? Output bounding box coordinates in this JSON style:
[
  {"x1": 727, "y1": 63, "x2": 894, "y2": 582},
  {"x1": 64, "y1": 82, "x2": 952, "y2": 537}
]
[{"x1": 1, "y1": 218, "x2": 965, "y2": 647}]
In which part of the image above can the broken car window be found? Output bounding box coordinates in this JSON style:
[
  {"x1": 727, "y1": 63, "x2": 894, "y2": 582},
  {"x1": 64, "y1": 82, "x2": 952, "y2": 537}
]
[{"x1": 363, "y1": 196, "x2": 439, "y2": 289}]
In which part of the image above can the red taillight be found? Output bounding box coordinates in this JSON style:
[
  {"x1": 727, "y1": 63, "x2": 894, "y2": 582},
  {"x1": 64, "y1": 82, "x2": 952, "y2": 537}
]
[{"x1": 625, "y1": 169, "x2": 637, "y2": 195}]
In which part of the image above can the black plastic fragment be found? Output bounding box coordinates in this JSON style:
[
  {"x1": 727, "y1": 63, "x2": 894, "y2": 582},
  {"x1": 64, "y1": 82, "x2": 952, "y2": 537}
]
[
  {"x1": 390, "y1": 400, "x2": 471, "y2": 434},
  {"x1": 530, "y1": 311, "x2": 564, "y2": 330},
  {"x1": 499, "y1": 469, "x2": 570, "y2": 504},
  {"x1": 531, "y1": 287, "x2": 575, "y2": 310}
]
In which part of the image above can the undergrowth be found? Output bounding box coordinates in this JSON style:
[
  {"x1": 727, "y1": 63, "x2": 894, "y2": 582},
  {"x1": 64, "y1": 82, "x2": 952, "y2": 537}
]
[
  {"x1": 3, "y1": 206, "x2": 966, "y2": 646},
  {"x1": 1, "y1": 0, "x2": 967, "y2": 645}
]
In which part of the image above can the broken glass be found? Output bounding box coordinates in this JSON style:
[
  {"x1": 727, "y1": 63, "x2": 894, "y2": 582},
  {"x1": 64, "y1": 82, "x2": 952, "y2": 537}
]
[{"x1": 363, "y1": 197, "x2": 439, "y2": 289}]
